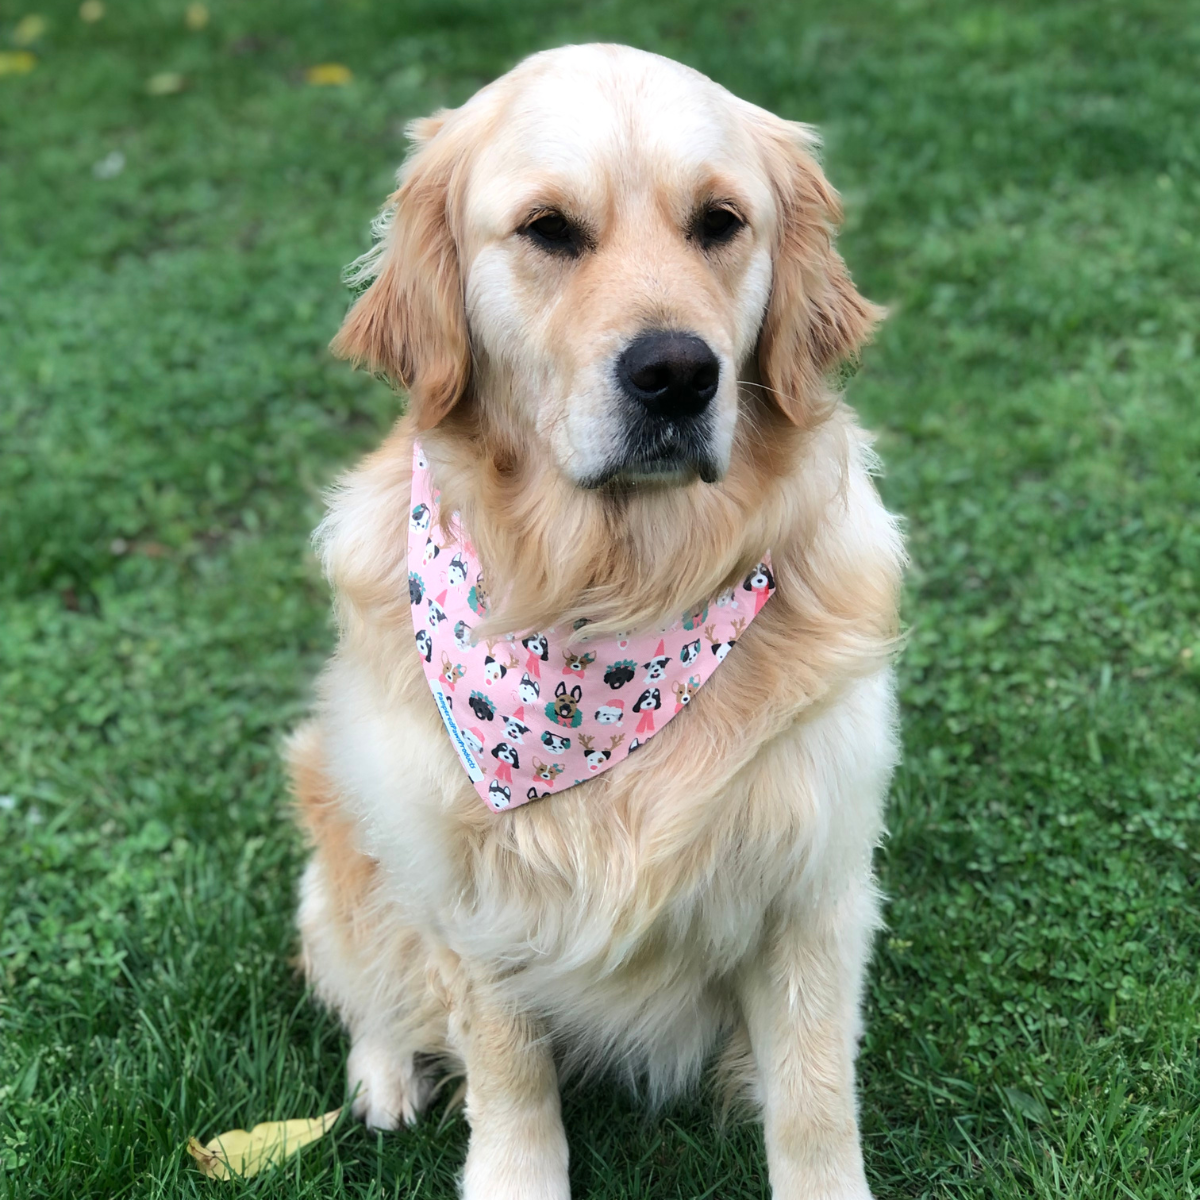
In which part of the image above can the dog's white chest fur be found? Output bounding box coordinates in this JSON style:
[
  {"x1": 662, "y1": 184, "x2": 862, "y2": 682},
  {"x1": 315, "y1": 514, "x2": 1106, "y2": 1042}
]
[{"x1": 316, "y1": 648, "x2": 896, "y2": 1095}]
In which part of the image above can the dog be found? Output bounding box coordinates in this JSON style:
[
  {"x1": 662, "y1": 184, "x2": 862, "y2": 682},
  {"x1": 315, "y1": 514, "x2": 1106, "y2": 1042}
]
[{"x1": 291, "y1": 44, "x2": 904, "y2": 1200}]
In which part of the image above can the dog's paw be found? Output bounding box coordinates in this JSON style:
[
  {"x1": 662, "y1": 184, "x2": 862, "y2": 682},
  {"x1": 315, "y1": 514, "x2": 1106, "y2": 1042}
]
[
  {"x1": 346, "y1": 1036, "x2": 429, "y2": 1130},
  {"x1": 460, "y1": 1123, "x2": 570, "y2": 1200}
]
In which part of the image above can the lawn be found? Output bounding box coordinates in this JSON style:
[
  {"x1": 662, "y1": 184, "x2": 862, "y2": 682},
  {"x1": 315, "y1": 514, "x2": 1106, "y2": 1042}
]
[{"x1": 1, "y1": 0, "x2": 1197, "y2": 1197}]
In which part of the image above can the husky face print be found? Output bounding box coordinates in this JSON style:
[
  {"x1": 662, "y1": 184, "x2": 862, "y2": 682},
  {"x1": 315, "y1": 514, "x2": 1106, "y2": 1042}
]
[
  {"x1": 447, "y1": 554, "x2": 468, "y2": 586},
  {"x1": 603, "y1": 660, "x2": 636, "y2": 689},
  {"x1": 410, "y1": 503, "x2": 431, "y2": 532},
  {"x1": 491, "y1": 741, "x2": 520, "y2": 768},
  {"x1": 501, "y1": 714, "x2": 529, "y2": 743},
  {"x1": 522, "y1": 633, "x2": 548, "y2": 661},
  {"x1": 680, "y1": 638, "x2": 701, "y2": 666},
  {"x1": 546, "y1": 681, "x2": 583, "y2": 728},
  {"x1": 642, "y1": 654, "x2": 670, "y2": 683},
  {"x1": 414, "y1": 629, "x2": 433, "y2": 662},
  {"x1": 517, "y1": 673, "x2": 540, "y2": 704},
  {"x1": 488, "y1": 780, "x2": 512, "y2": 809},
  {"x1": 631, "y1": 687, "x2": 662, "y2": 713},
  {"x1": 541, "y1": 730, "x2": 571, "y2": 754},
  {"x1": 453, "y1": 619, "x2": 472, "y2": 650},
  {"x1": 468, "y1": 691, "x2": 495, "y2": 721},
  {"x1": 408, "y1": 572, "x2": 424, "y2": 605}
]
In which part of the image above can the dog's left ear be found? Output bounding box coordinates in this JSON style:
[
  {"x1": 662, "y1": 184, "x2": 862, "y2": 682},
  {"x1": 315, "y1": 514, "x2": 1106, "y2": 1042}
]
[
  {"x1": 754, "y1": 118, "x2": 884, "y2": 425},
  {"x1": 331, "y1": 114, "x2": 470, "y2": 429}
]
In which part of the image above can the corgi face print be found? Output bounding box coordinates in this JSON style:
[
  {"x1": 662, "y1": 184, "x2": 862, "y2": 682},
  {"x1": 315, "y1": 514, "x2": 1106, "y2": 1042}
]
[
  {"x1": 541, "y1": 730, "x2": 571, "y2": 754},
  {"x1": 468, "y1": 691, "x2": 495, "y2": 721},
  {"x1": 447, "y1": 554, "x2": 468, "y2": 586},
  {"x1": 410, "y1": 504, "x2": 431, "y2": 532},
  {"x1": 531, "y1": 757, "x2": 564, "y2": 783},
  {"x1": 501, "y1": 715, "x2": 529, "y2": 742},
  {"x1": 563, "y1": 648, "x2": 597, "y2": 674},
  {"x1": 546, "y1": 681, "x2": 583, "y2": 728},
  {"x1": 522, "y1": 633, "x2": 549, "y2": 661},
  {"x1": 631, "y1": 687, "x2": 662, "y2": 713},
  {"x1": 488, "y1": 780, "x2": 512, "y2": 809},
  {"x1": 453, "y1": 619, "x2": 472, "y2": 649},
  {"x1": 468, "y1": 573, "x2": 488, "y2": 615},
  {"x1": 680, "y1": 638, "x2": 701, "y2": 665},
  {"x1": 642, "y1": 654, "x2": 670, "y2": 683},
  {"x1": 594, "y1": 702, "x2": 623, "y2": 724},
  {"x1": 414, "y1": 629, "x2": 433, "y2": 662},
  {"x1": 408, "y1": 572, "x2": 424, "y2": 605},
  {"x1": 603, "y1": 660, "x2": 636, "y2": 689},
  {"x1": 491, "y1": 741, "x2": 520, "y2": 768},
  {"x1": 517, "y1": 673, "x2": 540, "y2": 704}
]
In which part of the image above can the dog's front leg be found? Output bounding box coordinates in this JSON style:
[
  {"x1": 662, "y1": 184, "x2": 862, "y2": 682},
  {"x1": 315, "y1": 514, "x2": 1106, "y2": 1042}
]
[
  {"x1": 447, "y1": 973, "x2": 569, "y2": 1200},
  {"x1": 738, "y1": 887, "x2": 877, "y2": 1200}
]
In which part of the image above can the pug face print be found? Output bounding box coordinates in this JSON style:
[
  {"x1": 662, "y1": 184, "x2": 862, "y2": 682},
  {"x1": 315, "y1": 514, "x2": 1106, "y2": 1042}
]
[{"x1": 541, "y1": 730, "x2": 571, "y2": 754}]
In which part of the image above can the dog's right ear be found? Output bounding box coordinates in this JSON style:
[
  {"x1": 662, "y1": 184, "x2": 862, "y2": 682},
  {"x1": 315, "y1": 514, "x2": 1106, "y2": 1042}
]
[{"x1": 331, "y1": 115, "x2": 470, "y2": 430}]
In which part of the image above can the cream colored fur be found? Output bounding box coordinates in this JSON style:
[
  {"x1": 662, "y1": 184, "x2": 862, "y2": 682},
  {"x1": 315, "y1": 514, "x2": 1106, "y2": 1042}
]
[{"x1": 292, "y1": 44, "x2": 905, "y2": 1200}]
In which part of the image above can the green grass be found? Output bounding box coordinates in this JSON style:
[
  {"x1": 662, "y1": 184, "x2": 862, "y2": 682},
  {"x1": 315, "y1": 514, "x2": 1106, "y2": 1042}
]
[{"x1": 1, "y1": 0, "x2": 1197, "y2": 1196}]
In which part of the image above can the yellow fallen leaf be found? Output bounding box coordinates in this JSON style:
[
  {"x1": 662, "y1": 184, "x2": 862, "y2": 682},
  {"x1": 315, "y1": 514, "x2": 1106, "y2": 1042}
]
[
  {"x1": 187, "y1": 1109, "x2": 340, "y2": 1180},
  {"x1": 13, "y1": 14, "x2": 47, "y2": 45},
  {"x1": 306, "y1": 62, "x2": 352, "y2": 86},
  {"x1": 146, "y1": 71, "x2": 186, "y2": 95},
  {"x1": 184, "y1": 3, "x2": 209, "y2": 31},
  {"x1": 0, "y1": 50, "x2": 36, "y2": 75},
  {"x1": 79, "y1": 0, "x2": 105, "y2": 22}
]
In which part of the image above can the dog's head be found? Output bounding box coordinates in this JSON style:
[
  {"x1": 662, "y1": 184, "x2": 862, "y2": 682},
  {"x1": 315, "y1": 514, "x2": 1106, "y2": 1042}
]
[{"x1": 332, "y1": 45, "x2": 879, "y2": 490}]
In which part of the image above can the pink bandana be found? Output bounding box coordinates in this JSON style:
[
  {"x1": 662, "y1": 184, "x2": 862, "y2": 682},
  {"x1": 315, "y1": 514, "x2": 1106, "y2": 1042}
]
[{"x1": 408, "y1": 442, "x2": 775, "y2": 810}]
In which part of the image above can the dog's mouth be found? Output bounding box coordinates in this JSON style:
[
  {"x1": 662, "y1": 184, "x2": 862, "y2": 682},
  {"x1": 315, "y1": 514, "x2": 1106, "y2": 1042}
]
[{"x1": 582, "y1": 417, "x2": 721, "y2": 489}]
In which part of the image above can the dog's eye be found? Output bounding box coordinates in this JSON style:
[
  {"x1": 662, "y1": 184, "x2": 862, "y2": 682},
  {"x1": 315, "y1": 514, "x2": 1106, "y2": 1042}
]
[
  {"x1": 523, "y1": 212, "x2": 582, "y2": 256},
  {"x1": 697, "y1": 206, "x2": 744, "y2": 247}
]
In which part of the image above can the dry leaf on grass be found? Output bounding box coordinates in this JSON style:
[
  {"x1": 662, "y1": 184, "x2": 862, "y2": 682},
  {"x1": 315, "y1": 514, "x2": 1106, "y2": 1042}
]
[
  {"x1": 187, "y1": 1109, "x2": 340, "y2": 1180},
  {"x1": 0, "y1": 50, "x2": 36, "y2": 75},
  {"x1": 305, "y1": 63, "x2": 352, "y2": 86}
]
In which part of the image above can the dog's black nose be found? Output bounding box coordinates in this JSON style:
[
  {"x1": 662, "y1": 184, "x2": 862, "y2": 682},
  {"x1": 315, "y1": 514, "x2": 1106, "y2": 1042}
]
[{"x1": 617, "y1": 332, "x2": 719, "y2": 420}]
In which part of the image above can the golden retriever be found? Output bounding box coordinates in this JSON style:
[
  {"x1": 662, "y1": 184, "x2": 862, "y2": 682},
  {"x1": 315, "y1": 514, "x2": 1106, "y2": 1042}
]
[{"x1": 291, "y1": 43, "x2": 904, "y2": 1199}]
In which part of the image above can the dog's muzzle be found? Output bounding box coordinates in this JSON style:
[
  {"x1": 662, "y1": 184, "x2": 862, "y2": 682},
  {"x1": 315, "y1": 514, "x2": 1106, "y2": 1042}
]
[{"x1": 592, "y1": 330, "x2": 722, "y2": 486}]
